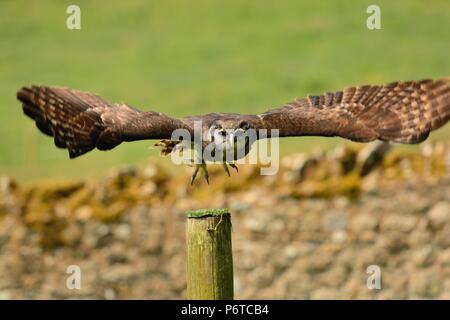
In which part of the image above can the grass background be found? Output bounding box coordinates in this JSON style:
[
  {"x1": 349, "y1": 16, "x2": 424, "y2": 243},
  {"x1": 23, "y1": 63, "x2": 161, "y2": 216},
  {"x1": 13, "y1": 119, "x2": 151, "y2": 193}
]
[{"x1": 0, "y1": 0, "x2": 449, "y2": 181}]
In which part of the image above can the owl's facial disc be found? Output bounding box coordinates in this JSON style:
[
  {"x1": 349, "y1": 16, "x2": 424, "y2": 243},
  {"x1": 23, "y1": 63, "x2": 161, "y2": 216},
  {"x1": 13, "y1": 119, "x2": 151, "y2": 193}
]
[
  {"x1": 208, "y1": 120, "x2": 252, "y2": 148},
  {"x1": 213, "y1": 127, "x2": 230, "y2": 145}
]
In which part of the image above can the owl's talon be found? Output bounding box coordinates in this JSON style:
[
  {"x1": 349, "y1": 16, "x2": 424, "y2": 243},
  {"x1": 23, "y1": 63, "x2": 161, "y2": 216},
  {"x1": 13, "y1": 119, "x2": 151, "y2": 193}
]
[
  {"x1": 203, "y1": 164, "x2": 210, "y2": 184},
  {"x1": 229, "y1": 163, "x2": 239, "y2": 173},
  {"x1": 190, "y1": 165, "x2": 200, "y2": 185},
  {"x1": 191, "y1": 163, "x2": 209, "y2": 185},
  {"x1": 223, "y1": 163, "x2": 231, "y2": 177}
]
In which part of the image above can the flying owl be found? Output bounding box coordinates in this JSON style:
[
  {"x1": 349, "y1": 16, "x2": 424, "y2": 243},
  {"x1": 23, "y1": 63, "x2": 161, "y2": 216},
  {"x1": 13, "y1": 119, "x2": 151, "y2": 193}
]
[{"x1": 17, "y1": 78, "x2": 450, "y2": 183}]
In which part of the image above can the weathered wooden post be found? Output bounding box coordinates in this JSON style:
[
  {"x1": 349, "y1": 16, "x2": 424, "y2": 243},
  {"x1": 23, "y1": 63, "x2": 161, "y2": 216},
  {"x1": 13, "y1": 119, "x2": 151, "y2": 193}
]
[{"x1": 186, "y1": 208, "x2": 234, "y2": 300}]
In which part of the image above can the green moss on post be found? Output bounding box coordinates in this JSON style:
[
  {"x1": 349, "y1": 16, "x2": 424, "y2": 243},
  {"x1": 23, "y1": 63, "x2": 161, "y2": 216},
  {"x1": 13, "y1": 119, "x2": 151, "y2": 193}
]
[{"x1": 186, "y1": 208, "x2": 233, "y2": 300}]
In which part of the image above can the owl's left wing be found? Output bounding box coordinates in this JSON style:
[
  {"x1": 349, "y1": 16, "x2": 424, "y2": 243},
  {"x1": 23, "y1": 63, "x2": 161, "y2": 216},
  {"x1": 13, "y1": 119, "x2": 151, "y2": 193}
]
[{"x1": 255, "y1": 78, "x2": 450, "y2": 144}]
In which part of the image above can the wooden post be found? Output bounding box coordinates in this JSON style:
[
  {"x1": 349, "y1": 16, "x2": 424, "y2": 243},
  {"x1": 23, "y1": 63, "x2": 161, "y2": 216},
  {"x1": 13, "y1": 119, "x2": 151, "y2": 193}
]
[{"x1": 186, "y1": 208, "x2": 234, "y2": 300}]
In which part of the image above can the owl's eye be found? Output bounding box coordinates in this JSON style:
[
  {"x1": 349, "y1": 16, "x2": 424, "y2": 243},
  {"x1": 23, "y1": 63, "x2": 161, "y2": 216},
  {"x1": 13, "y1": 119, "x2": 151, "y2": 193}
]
[
  {"x1": 209, "y1": 125, "x2": 220, "y2": 133},
  {"x1": 239, "y1": 121, "x2": 249, "y2": 130}
]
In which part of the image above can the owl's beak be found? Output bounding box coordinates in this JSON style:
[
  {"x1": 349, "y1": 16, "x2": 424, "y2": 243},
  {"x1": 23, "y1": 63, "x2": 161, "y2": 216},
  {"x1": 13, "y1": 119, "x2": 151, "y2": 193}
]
[{"x1": 231, "y1": 128, "x2": 246, "y2": 144}]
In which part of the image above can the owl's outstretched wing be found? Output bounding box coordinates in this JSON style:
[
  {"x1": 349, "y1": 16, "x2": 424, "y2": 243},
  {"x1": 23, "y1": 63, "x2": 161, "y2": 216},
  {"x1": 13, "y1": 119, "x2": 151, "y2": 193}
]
[
  {"x1": 257, "y1": 78, "x2": 450, "y2": 143},
  {"x1": 17, "y1": 79, "x2": 450, "y2": 160},
  {"x1": 17, "y1": 86, "x2": 191, "y2": 158}
]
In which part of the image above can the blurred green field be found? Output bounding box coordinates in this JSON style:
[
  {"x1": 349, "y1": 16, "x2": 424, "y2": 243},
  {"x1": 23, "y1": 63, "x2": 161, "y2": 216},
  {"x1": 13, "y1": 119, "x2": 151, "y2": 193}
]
[{"x1": 0, "y1": 0, "x2": 449, "y2": 181}]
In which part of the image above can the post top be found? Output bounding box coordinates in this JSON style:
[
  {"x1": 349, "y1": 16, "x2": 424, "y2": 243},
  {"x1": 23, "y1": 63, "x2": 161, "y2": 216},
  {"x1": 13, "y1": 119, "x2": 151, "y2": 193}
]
[{"x1": 186, "y1": 208, "x2": 229, "y2": 218}]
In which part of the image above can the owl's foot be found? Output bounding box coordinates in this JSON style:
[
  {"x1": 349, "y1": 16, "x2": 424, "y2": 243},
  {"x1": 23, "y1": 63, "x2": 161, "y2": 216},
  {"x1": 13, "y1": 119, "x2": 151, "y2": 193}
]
[
  {"x1": 191, "y1": 163, "x2": 209, "y2": 185},
  {"x1": 229, "y1": 163, "x2": 239, "y2": 173},
  {"x1": 222, "y1": 163, "x2": 239, "y2": 177}
]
